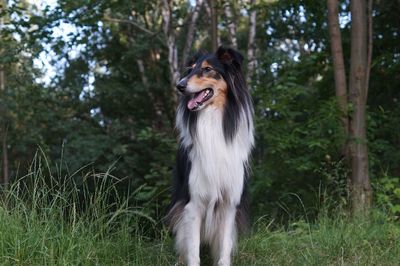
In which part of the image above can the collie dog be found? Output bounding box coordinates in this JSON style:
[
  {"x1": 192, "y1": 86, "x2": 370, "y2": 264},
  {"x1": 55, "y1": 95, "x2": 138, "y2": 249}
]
[{"x1": 167, "y1": 46, "x2": 254, "y2": 266}]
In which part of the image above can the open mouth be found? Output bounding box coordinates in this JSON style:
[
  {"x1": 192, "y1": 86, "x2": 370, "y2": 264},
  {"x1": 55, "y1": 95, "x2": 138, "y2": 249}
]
[{"x1": 187, "y1": 88, "x2": 214, "y2": 110}]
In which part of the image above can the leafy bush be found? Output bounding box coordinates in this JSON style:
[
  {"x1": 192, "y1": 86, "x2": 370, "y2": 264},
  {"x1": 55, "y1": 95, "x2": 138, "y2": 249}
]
[
  {"x1": 250, "y1": 51, "x2": 346, "y2": 220},
  {"x1": 374, "y1": 175, "x2": 400, "y2": 220}
]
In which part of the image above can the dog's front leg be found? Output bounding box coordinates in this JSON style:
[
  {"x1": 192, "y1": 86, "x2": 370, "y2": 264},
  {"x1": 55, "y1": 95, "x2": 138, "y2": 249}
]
[
  {"x1": 215, "y1": 205, "x2": 237, "y2": 266},
  {"x1": 175, "y1": 201, "x2": 202, "y2": 266}
]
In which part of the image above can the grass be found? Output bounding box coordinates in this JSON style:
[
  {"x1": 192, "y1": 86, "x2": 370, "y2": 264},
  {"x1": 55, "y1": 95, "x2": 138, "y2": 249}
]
[
  {"x1": 0, "y1": 152, "x2": 176, "y2": 265},
  {"x1": 1, "y1": 201, "x2": 399, "y2": 266},
  {"x1": 237, "y1": 214, "x2": 400, "y2": 265},
  {"x1": 0, "y1": 155, "x2": 399, "y2": 265}
]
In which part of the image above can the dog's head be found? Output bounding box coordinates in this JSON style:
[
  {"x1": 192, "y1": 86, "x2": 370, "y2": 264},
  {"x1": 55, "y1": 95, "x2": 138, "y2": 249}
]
[{"x1": 176, "y1": 46, "x2": 244, "y2": 111}]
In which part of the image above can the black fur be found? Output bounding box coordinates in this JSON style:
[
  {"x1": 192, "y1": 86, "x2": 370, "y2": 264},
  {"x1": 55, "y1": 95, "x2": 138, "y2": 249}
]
[
  {"x1": 236, "y1": 166, "x2": 250, "y2": 233},
  {"x1": 165, "y1": 145, "x2": 192, "y2": 228},
  {"x1": 217, "y1": 47, "x2": 253, "y2": 143},
  {"x1": 178, "y1": 96, "x2": 198, "y2": 138},
  {"x1": 171, "y1": 145, "x2": 192, "y2": 205}
]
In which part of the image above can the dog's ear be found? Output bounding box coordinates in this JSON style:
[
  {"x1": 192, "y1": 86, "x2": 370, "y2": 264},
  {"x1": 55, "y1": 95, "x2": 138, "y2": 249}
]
[
  {"x1": 216, "y1": 46, "x2": 244, "y2": 67},
  {"x1": 186, "y1": 50, "x2": 208, "y2": 67}
]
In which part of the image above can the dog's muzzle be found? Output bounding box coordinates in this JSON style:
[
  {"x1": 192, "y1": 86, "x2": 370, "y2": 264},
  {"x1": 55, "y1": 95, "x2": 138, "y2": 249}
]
[{"x1": 176, "y1": 78, "x2": 187, "y2": 93}]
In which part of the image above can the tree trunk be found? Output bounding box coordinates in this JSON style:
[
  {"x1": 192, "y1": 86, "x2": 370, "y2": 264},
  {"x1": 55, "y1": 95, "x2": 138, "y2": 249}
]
[
  {"x1": 0, "y1": 66, "x2": 4, "y2": 91},
  {"x1": 246, "y1": 0, "x2": 257, "y2": 85},
  {"x1": 0, "y1": 4, "x2": 9, "y2": 187},
  {"x1": 366, "y1": 0, "x2": 373, "y2": 94},
  {"x1": 208, "y1": 0, "x2": 219, "y2": 51},
  {"x1": 0, "y1": 3, "x2": 4, "y2": 93},
  {"x1": 181, "y1": 0, "x2": 204, "y2": 69},
  {"x1": 348, "y1": 0, "x2": 372, "y2": 215},
  {"x1": 1, "y1": 125, "x2": 8, "y2": 188},
  {"x1": 161, "y1": 0, "x2": 179, "y2": 104},
  {"x1": 327, "y1": 0, "x2": 349, "y2": 154},
  {"x1": 223, "y1": 0, "x2": 237, "y2": 49},
  {"x1": 162, "y1": 0, "x2": 204, "y2": 104}
]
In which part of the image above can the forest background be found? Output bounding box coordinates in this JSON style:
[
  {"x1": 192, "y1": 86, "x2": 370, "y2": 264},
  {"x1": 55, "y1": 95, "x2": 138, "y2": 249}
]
[{"x1": 0, "y1": 0, "x2": 399, "y2": 264}]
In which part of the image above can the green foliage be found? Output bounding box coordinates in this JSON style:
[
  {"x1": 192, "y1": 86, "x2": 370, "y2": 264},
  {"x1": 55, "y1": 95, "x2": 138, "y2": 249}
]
[
  {"x1": 314, "y1": 159, "x2": 349, "y2": 211},
  {"x1": 251, "y1": 50, "x2": 346, "y2": 219},
  {"x1": 374, "y1": 175, "x2": 400, "y2": 220},
  {"x1": 1, "y1": 0, "x2": 400, "y2": 229},
  {"x1": 368, "y1": 104, "x2": 400, "y2": 178}
]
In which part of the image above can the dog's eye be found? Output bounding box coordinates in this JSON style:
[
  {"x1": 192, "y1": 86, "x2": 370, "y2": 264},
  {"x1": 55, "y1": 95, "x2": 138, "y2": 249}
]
[
  {"x1": 184, "y1": 68, "x2": 193, "y2": 76},
  {"x1": 203, "y1": 67, "x2": 213, "y2": 72}
]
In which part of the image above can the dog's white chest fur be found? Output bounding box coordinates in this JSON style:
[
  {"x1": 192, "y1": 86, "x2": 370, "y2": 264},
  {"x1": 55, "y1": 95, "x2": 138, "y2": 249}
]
[
  {"x1": 174, "y1": 103, "x2": 254, "y2": 266},
  {"x1": 188, "y1": 107, "x2": 253, "y2": 206}
]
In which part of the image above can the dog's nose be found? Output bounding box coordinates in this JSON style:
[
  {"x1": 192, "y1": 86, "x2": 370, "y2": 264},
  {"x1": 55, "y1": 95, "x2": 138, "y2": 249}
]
[{"x1": 176, "y1": 78, "x2": 187, "y2": 93}]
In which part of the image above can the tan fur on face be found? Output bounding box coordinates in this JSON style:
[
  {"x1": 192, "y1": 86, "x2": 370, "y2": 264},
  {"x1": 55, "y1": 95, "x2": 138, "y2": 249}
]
[
  {"x1": 200, "y1": 61, "x2": 210, "y2": 69},
  {"x1": 186, "y1": 61, "x2": 228, "y2": 109},
  {"x1": 211, "y1": 88, "x2": 227, "y2": 108}
]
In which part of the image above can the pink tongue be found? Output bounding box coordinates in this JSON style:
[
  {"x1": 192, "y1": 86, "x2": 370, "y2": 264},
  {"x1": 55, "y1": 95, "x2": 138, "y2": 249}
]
[{"x1": 187, "y1": 90, "x2": 207, "y2": 110}]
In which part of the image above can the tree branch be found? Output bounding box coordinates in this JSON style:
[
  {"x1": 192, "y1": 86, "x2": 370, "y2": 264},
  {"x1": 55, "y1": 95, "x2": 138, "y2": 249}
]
[
  {"x1": 103, "y1": 15, "x2": 166, "y2": 46},
  {"x1": 103, "y1": 15, "x2": 156, "y2": 36}
]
